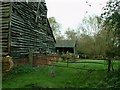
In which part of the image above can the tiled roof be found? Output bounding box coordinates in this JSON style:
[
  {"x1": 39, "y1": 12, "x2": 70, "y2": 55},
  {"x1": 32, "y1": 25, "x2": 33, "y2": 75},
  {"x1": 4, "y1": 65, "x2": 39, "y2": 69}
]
[{"x1": 55, "y1": 40, "x2": 76, "y2": 48}]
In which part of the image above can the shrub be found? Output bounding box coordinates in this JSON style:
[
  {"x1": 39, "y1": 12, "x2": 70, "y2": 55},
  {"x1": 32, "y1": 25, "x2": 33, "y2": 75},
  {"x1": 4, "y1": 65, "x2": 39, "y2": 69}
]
[
  {"x1": 97, "y1": 71, "x2": 120, "y2": 88},
  {"x1": 3, "y1": 64, "x2": 36, "y2": 81},
  {"x1": 60, "y1": 52, "x2": 76, "y2": 62},
  {"x1": 10, "y1": 64, "x2": 36, "y2": 75}
]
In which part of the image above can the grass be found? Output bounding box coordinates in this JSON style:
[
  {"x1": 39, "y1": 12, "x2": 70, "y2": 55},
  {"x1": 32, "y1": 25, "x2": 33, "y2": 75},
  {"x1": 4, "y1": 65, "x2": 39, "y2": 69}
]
[
  {"x1": 2, "y1": 59, "x2": 120, "y2": 88},
  {"x1": 54, "y1": 59, "x2": 119, "y2": 70}
]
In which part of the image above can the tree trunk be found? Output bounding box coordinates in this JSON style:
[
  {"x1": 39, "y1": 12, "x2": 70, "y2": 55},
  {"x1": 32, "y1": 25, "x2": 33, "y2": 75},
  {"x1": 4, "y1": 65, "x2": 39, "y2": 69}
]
[
  {"x1": 108, "y1": 59, "x2": 111, "y2": 72},
  {"x1": 111, "y1": 60, "x2": 114, "y2": 71}
]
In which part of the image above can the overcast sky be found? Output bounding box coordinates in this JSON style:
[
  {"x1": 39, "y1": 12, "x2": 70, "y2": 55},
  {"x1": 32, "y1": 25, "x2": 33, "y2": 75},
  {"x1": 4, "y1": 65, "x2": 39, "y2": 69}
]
[{"x1": 46, "y1": 0, "x2": 109, "y2": 34}]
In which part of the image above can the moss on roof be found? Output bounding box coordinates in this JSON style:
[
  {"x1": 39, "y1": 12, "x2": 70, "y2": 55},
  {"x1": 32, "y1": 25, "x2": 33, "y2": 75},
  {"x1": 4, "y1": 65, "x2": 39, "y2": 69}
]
[{"x1": 55, "y1": 40, "x2": 76, "y2": 48}]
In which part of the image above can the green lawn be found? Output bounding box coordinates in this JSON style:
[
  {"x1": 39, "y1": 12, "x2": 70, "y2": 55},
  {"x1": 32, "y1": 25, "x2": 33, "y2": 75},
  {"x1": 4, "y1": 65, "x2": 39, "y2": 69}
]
[
  {"x1": 2, "y1": 59, "x2": 120, "y2": 88},
  {"x1": 54, "y1": 59, "x2": 120, "y2": 70}
]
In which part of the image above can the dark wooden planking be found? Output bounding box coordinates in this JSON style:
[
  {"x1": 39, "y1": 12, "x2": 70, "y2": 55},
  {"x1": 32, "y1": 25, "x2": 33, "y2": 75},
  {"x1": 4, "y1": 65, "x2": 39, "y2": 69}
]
[
  {"x1": 2, "y1": 2, "x2": 55, "y2": 58},
  {"x1": 1, "y1": 2, "x2": 11, "y2": 56}
]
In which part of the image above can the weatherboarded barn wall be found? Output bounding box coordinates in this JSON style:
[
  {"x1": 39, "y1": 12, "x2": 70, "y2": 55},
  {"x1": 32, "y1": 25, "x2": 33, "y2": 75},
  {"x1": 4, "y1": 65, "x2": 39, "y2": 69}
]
[
  {"x1": 1, "y1": 2, "x2": 11, "y2": 56},
  {"x1": 1, "y1": 2, "x2": 55, "y2": 65}
]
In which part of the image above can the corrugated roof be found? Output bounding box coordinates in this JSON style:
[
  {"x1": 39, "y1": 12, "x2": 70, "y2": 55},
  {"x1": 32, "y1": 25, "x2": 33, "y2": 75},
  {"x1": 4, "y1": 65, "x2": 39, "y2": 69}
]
[{"x1": 55, "y1": 40, "x2": 76, "y2": 48}]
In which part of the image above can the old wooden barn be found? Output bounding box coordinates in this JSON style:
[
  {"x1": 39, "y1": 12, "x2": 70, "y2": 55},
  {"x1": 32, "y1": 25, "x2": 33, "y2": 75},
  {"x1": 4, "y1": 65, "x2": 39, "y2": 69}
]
[{"x1": 1, "y1": 1, "x2": 56, "y2": 65}]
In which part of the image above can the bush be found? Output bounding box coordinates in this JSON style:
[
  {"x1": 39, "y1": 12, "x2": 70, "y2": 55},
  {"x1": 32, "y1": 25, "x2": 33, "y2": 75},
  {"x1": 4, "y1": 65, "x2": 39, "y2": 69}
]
[
  {"x1": 3, "y1": 64, "x2": 36, "y2": 82},
  {"x1": 60, "y1": 52, "x2": 76, "y2": 62},
  {"x1": 97, "y1": 71, "x2": 120, "y2": 88},
  {"x1": 10, "y1": 64, "x2": 36, "y2": 75}
]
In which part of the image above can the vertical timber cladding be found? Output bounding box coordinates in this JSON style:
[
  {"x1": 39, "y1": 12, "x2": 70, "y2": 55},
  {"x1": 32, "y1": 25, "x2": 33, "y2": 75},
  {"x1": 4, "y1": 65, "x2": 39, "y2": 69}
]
[
  {"x1": 1, "y1": 2, "x2": 11, "y2": 56},
  {"x1": 10, "y1": 2, "x2": 55, "y2": 58}
]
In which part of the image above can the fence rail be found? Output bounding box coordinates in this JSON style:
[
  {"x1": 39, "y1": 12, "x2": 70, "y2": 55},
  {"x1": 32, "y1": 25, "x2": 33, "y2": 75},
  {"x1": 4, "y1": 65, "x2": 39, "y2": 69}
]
[{"x1": 46, "y1": 59, "x2": 120, "y2": 72}]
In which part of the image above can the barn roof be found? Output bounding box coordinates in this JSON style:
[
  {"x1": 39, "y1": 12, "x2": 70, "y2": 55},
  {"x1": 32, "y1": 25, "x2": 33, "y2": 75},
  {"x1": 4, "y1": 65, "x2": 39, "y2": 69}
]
[{"x1": 56, "y1": 40, "x2": 76, "y2": 48}]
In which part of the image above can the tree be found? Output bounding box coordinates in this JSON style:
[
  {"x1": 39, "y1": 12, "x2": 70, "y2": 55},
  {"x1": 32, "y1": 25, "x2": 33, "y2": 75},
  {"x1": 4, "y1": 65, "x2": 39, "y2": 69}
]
[
  {"x1": 76, "y1": 16, "x2": 102, "y2": 58},
  {"x1": 78, "y1": 16, "x2": 100, "y2": 36},
  {"x1": 94, "y1": 25, "x2": 115, "y2": 58},
  {"x1": 101, "y1": 0, "x2": 120, "y2": 57},
  {"x1": 65, "y1": 28, "x2": 77, "y2": 40},
  {"x1": 101, "y1": 0, "x2": 120, "y2": 72},
  {"x1": 77, "y1": 34, "x2": 97, "y2": 59},
  {"x1": 48, "y1": 17, "x2": 62, "y2": 39},
  {"x1": 55, "y1": 31, "x2": 65, "y2": 40}
]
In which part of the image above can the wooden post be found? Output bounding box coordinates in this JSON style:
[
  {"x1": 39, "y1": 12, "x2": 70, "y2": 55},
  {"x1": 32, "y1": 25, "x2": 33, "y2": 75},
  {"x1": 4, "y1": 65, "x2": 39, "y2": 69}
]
[
  {"x1": 73, "y1": 47, "x2": 75, "y2": 54},
  {"x1": 28, "y1": 48, "x2": 33, "y2": 66},
  {"x1": 66, "y1": 51, "x2": 69, "y2": 67},
  {"x1": 111, "y1": 60, "x2": 114, "y2": 71},
  {"x1": 67, "y1": 59, "x2": 69, "y2": 67},
  {"x1": 8, "y1": 3, "x2": 12, "y2": 55},
  {"x1": 35, "y1": 2, "x2": 40, "y2": 22},
  {"x1": 108, "y1": 59, "x2": 111, "y2": 72}
]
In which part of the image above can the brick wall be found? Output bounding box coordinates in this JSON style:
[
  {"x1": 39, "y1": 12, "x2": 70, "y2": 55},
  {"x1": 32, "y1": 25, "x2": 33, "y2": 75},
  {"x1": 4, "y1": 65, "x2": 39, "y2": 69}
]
[{"x1": 6, "y1": 54, "x2": 58, "y2": 67}]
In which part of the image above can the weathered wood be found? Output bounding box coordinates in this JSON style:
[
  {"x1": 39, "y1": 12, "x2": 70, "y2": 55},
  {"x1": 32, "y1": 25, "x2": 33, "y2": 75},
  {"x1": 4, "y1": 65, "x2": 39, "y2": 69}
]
[
  {"x1": 1, "y1": 23, "x2": 9, "y2": 28},
  {"x1": 1, "y1": 2, "x2": 55, "y2": 58},
  {"x1": 1, "y1": 2, "x2": 11, "y2": 56},
  {"x1": 0, "y1": 3, "x2": 10, "y2": 7},
  {"x1": 28, "y1": 48, "x2": 33, "y2": 66},
  {"x1": 8, "y1": 3, "x2": 12, "y2": 55},
  {"x1": 0, "y1": 52, "x2": 8, "y2": 56}
]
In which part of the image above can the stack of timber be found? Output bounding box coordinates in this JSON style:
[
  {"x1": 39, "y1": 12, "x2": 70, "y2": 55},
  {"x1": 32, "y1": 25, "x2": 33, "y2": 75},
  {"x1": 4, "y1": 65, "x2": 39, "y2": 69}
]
[{"x1": 1, "y1": 1, "x2": 56, "y2": 59}]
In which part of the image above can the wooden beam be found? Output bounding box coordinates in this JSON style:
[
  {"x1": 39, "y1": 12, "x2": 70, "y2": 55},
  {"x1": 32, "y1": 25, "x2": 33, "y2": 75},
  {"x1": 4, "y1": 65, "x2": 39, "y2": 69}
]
[{"x1": 8, "y1": 2, "x2": 12, "y2": 55}]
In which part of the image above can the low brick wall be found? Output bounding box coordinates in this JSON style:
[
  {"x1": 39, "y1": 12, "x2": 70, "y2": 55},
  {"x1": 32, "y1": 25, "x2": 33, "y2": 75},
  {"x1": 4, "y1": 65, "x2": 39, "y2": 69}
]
[
  {"x1": 4, "y1": 54, "x2": 58, "y2": 67},
  {"x1": 13, "y1": 57, "x2": 29, "y2": 64},
  {"x1": 33, "y1": 55, "x2": 48, "y2": 66}
]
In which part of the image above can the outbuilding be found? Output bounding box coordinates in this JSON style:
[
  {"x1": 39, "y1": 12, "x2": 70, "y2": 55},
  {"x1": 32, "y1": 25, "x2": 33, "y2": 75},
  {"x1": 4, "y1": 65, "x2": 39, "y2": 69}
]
[{"x1": 55, "y1": 40, "x2": 77, "y2": 54}]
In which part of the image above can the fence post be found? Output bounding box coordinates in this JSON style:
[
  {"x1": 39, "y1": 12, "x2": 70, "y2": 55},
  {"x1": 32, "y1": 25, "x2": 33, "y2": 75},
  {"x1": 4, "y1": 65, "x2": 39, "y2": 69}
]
[
  {"x1": 67, "y1": 59, "x2": 69, "y2": 67},
  {"x1": 107, "y1": 59, "x2": 111, "y2": 72},
  {"x1": 28, "y1": 48, "x2": 33, "y2": 66}
]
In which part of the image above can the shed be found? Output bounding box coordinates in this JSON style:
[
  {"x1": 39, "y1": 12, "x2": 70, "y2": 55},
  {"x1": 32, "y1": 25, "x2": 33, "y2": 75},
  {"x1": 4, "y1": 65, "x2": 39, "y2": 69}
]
[
  {"x1": 55, "y1": 40, "x2": 77, "y2": 54},
  {"x1": 1, "y1": 1, "x2": 55, "y2": 62}
]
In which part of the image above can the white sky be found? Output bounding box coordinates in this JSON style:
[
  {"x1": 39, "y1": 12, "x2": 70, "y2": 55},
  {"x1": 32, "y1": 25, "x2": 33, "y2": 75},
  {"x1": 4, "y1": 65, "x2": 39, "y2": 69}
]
[{"x1": 46, "y1": 0, "x2": 109, "y2": 34}]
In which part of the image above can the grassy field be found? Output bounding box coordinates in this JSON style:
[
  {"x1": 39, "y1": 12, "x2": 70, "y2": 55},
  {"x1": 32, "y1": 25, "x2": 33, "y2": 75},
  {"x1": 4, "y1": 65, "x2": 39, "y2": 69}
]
[
  {"x1": 2, "y1": 59, "x2": 120, "y2": 88},
  {"x1": 54, "y1": 59, "x2": 120, "y2": 70}
]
